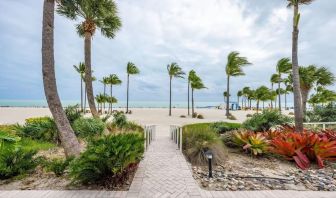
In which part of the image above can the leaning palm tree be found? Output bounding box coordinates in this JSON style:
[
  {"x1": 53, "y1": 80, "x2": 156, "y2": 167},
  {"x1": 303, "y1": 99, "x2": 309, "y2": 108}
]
[
  {"x1": 190, "y1": 74, "x2": 207, "y2": 116},
  {"x1": 270, "y1": 73, "x2": 280, "y2": 109},
  {"x1": 237, "y1": 90, "x2": 243, "y2": 109},
  {"x1": 126, "y1": 62, "x2": 140, "y2": 113},
  {"x1": 283, "y1": 77, "x2": 293, "y2": 110},
  {"x1": 287, "y1": 0, "x2": 315, "y2": 132},
  {"x1": 167, "y1": 63, "x2": 185, "y2": 116},
  {"x1": 73, "y1": 62, "x2": 85, "y2": 112},
  {"x1": 225, "y1": 51, "x2": 251, "y2": 117},
  {"x1": 295, "y1": 65, "x2": 335, "y2": 113},
  {"x1": 57, "y1": 0, "x2": 122, "y2": 117},
  {"x1": 188, "y1": 70, "x2": 197, "y2": 116},
  {"x1": 99, "y1": 76, "x2": 110, "y2": 113},
  {"x1": 108, "y1": 74, "x2": 122, "y2": 113},
  {"x1": 42, "y1": 0, "x2": 80, "y2": 157},
  {"x1": 276, "y1": 58, "x2": 292, "y2": 113}
]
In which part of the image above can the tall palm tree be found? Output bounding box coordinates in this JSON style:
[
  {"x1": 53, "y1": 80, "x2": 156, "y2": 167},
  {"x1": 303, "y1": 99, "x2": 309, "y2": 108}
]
[
  {"x1": 42, "y1": 0, "x2": 80, "y2": 157},
  {"x1": 270, "y1": 74, "x2": 280, "y2": 108},
  {"x1": 84, "y1": 75, "x2": 96, "y2": 113},
  {"x1": 237, "y1": 90, "x2": 243, "y2": 109},
  {"x1": 167, "y1": 63, "x2": 185, "y2": 116},
  {"x1": 287, "y1": 0, "x2": 315, "y2": 132},
  {"x1": 95, "y1": 93, "x2": 106, "y2": 113},
  {"x1": 57, "y1": 0, "x2": 122, "y2": 117},
  {"x1": 296, "y1": 65, "x2": 335, "y2": 113},
  {"x1": 225, "y1": 51, "x2": 251, "y2": 117},
  {"x1": 190, "y1": 74, "x2": 206, "y2": 116},
  {"x1": 188, "y1": 70, "x2": 197, "y2": 116},
  {"x1": 100, "y1": 76, "x2": 110, "y2": 113},
  {"x1": 276, "y1": 58, "x2": 292, "y2": 113},
  {"x1": 73, "y1": 62, "x2": 85, "y2": 112},
  {"x1": 108, "y1": 74, "x2": 122, "y2": 113},
  {"x1": 255, "y1": 86, "x2": 270, "y2": 113},
  {"x1": 126, "y1": 62, "x2": 140, "y2": 113}
]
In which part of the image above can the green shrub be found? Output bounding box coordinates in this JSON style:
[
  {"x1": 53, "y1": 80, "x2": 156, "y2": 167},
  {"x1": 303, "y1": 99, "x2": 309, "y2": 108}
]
[
  {"x1": 305, "y1": 104, "x2": 336, "y2": 123},
  {"x1": 0, "y1": 147, "x2": 39, "y2": 179},
  {"x1": 246, "y1": 114, "x2": 253, "y2": 117},
  {"x1": 19, "y1": 117, "x2": 59, "y2": 143},
  {"x1": 73, "y1": 118, "x2": 105, "y2": 138},
  {"x1": 69, "y1": 133, "x2": 144, "y2": 186},
  {"x1": 46, "y1": 157, "x2": 74, "y2": 176},
  {"x1": 210, "y1": 122, "x2": 241, "y2": 134},
  {"x1": 180, "y1": 115, "x2": 186, "y2": 118},
  {"x1": 65, "y1": 105, "x2": 82, "y2": 125},
  {"x1": 182, "y1": 124, "x2": 227, "y2": 165},
  {"x1": 101, "y1": 114, "x2": 111, "y2": 123},
  {"x1": 0, "y1": 130, "x2": 20, "y2": 151},
  {"x1": 197, "y1": 114, "x2": 204, "y2": 119},
  {"x1": 221, "y1": 130, "x2": 238, "y2": 148},
  {"x1": 192, "y1": 112, "x2": 198, "y2": 118},
  {"x1": 112, "y1": 112, "x2": 127, "y2": 128},
  {"x1": 243, "y1": 109, "x2": 293, "y2": 132}
]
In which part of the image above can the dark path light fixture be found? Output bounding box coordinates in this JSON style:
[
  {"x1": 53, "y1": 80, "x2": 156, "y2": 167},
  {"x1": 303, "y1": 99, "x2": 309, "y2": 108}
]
[{"x1": 204, "y1": 150, "x2": 213, "y2": 178}]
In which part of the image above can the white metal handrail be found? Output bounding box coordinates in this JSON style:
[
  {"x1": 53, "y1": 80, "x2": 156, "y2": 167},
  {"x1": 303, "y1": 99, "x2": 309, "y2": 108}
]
[
  {"x1": 144, "y1": 125, "x2": 156, "y2": 150},
  {"x1": 170, "y1": 125, "x2": 183, "y2": 152},
  {"x1": 303, "y1": 122, "x2": 336, "y2": 130}
]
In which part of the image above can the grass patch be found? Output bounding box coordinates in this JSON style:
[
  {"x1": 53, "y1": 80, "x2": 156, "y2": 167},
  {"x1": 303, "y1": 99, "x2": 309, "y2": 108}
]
[{"x1": 20, "y1": 138, "x2": 56, "y2": 151}]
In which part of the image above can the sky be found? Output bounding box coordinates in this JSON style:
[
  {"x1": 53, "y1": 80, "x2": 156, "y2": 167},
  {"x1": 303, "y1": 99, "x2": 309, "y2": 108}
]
[{"x1": 0, "y1": 0, "x2": 335, "y2": 103}]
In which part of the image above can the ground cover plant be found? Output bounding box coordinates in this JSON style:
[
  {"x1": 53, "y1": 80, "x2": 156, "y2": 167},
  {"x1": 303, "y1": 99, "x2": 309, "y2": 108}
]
[{"x1": 73, "y1": 117, "x2": 105, "y2": 138}]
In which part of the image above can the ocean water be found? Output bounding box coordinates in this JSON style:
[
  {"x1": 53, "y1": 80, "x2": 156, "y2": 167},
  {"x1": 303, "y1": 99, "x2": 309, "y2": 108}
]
[{"x1": 0, "y1": 100, "x2": 223, "y2": 108}]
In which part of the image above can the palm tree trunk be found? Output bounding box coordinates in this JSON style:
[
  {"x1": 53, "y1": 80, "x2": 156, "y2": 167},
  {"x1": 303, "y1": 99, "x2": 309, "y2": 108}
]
[
  {"x1": 169, "y1": 76, "x2": 172, "y2": 116},
  {"x1": 80, "y1": 77, "x2": 83, "y2": 112},
  {"x1": 103, "y1": 84, "x2": 106, "y2": 113},
  {"x1": 84, "y1": 84, "x2": 87, "y2": 113},
  {"x1": 192, "y1": 88, "x2": 194, "y2": 116},
  {"x1": 110, "y1": 84, "x2": 113, "y2": 113},
  {"x1": 226, "y1": 75, "x2": 230, "y2": 117},
  {"x1": 84, "y1": 32, "x2": 98, "y2": 117},
  {"x1": 271, "y1": 83, "x2": 273, "y2": 108},
  {"x1": 42, "y1": 0, "x2": 80, "y2": 157},
  {"x1": 278, "y1": 74, "x2": 282, "y2": 113},
  {"x1": 292, "y1": 4, "x2": 304, "y2": 132},
  {"x1": 126, "y1": 74, "x2": 129, "y2": 113},
  {"x1": 237, "y1": 96, "x2": 240, "y2": 109},
  {"x1": 285, "y1": 92, "x2": 287, "y2": 110},
  {"x1": 256, "y1": 100, "x2": 260, "y2": 113},
  {"x1": 188, "y1": 82, "x2": 190, "y2": 116},
  {"x1": 301, "y1": 89, "x2": 309, "y2": 114}
]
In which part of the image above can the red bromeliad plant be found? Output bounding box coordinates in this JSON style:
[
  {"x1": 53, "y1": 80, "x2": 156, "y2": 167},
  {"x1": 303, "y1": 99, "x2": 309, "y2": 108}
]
[{"x1": 270, "y1": 131, "x2": 336, "y2": 169}]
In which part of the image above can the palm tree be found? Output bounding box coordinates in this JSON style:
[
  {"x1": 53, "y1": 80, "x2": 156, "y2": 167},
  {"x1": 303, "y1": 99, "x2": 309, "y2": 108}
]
[
  {"x1": 276, "y1": 58, "x2": 292, "y2": 113},
  {"x1": 126, "y1": 62, "x2": 140, "y2": 113},
  {"x1": 296, "y1": 65, "x2": 335, "y2": 113},
  {"x1": 167, "y1": 63, "x2": 185, "y2": 116},
  {"x1": 57, "y1": 0, "x2": 122, "y2": 117},
  {"x1": 73, "y1": 62, "x2": 85, "y2": 112},
  {"x1": 100, "y1": 77, "x2": 110, "y2": 113},
  {"x1": 42, "y1": 0, "x2": 80, "y2": 157},
  {"x1": 95, "y1": 93, "x2": 106, "y2": 113},
  {"x1": 107, "y1": 96, "x2": 118, "y2": 110},
  {"x1": 283, "y1": 77, "x2": 293, "y2": 110},
  {"x1": 188, "y1": 70, "x2": 197, "y2": 116},
  {"x1": 225, "y1": 51, "x2": 251, "y2": 117},
  {"x1": 223, "y1": 91, "x2": 230, "y2": 104},
  {"x1": 270, "y1": 74, "x2": 280, "y2": 108},
  {"x1": 190, "y1": 74, "x2": 206, "y2": 116},
  {"x1": 108, "y1": 74, "x2": 122, "y2": 113},
  {"x1": 84, "y1": 75, "x2": 96, "y2": 113},
  {"x1": 287, "y1": 0, "x2": 315, "y2": 132},
  {"x1": 255, "y1": 86, "x2": 270, "y2": 113},
  {"x1": 237, "y1": 90, "x2": 243, "y2": 109},
  {"x1": 242, "y1": 87, "x2": 251, "y2": 109}
]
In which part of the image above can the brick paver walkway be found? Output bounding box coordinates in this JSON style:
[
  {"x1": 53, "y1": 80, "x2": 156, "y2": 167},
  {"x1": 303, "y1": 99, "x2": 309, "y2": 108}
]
[{"x1": 1, "y1": 124, "x2": 336, "y2": 198}]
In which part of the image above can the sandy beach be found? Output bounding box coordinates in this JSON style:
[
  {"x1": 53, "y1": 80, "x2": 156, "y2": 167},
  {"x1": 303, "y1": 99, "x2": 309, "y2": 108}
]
[{"x1": 0, "y1": 107, "x2": 293, "y2": 125}]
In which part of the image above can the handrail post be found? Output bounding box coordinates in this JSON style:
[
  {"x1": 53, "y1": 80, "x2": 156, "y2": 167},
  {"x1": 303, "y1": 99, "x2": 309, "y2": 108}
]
[{"x1": 180, "y1": 127, "x2": 183, "y2": 152}]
